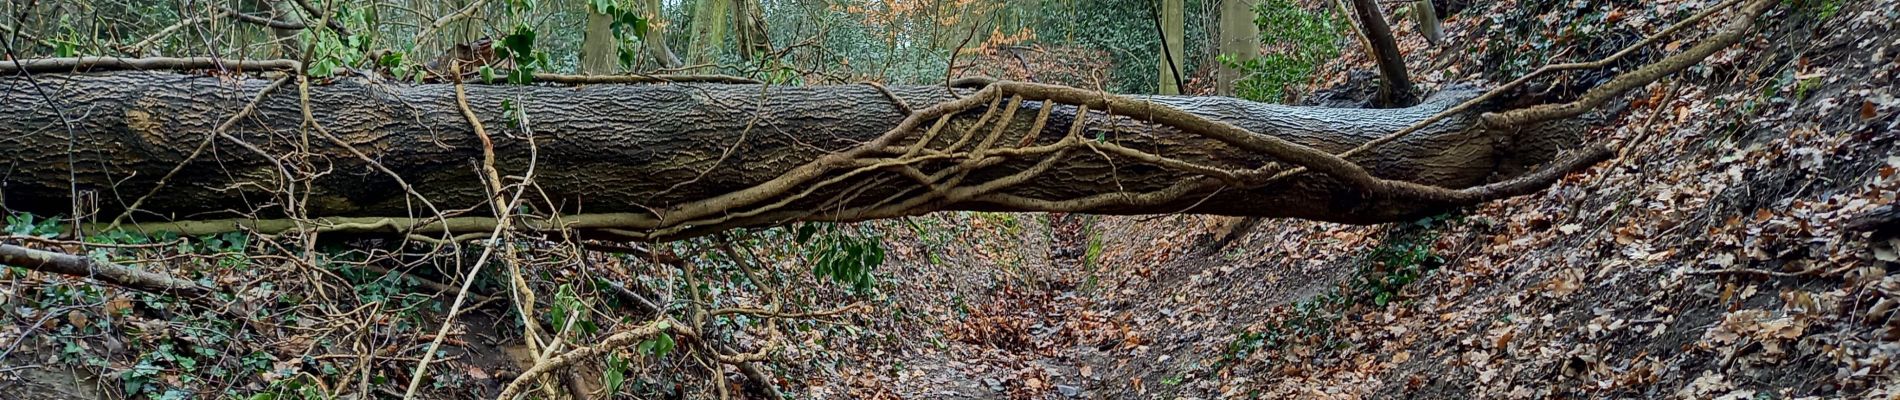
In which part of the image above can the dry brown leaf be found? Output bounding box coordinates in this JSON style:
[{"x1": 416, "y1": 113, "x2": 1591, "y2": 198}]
[{"x1": 67, "y1": 310, "x2": 89, "y2": 329}]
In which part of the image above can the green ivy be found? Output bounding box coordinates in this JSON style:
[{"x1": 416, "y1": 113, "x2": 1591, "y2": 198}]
[
  {"x1": 1349, "y1": 214, "x2": 1455, "y2": 307},
  {"x1": 4, "y1": 212, "x2": 62, "y2": 237},
  {"x1": 796, "y1": 222, "x2": 886, "y2": 294},
  {"x1": 636, "y1": 321, "x2": 677, "y2": 357},
  {"x1": 1223, "y1": 0, "x2": 1344, "y2": 103}
]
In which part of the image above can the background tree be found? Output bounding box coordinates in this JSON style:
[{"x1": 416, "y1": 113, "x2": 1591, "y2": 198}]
[
  {"x1": 1413, "y1": 0, "x2": 1444, "y2": 45},
  {"x1": 1157, "y1": 0, "x2": 1188, "y2": 94},
  {"x1": 580, "y1": 2, "x2": 618, "y2": 74},
  {"x1": 1347, "y1": 0, "x2": 1418, "y2": 106},
  {"x1": 1216, "y1": 0, "x2": 1262, "y2": 96}
]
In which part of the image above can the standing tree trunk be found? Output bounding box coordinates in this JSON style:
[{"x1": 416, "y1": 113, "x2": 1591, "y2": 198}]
[
  {"x1": 686, "y1": 0, "x2": 730, "y2": 67},
  {"x1": 1413, "y1": 0, "x2": 1444, "y2": 46},
  {"x1": 1349, "y1": 0, "x2": 1418, "y2": 107},
  {"x1": 0, "y1": 72, "x2": 1599, "y2": 241},
  {"x1": 253, "y1": 0, "x2": 305, "y2": 59},
  {"x1": 730, "y1": 0, "x2": 771, "y2": 60},
  {"x1": 1216, "y1": 0, "x2": 1261, "y2": 96},
  {"x1": 580, "y1": 8, "x2": 618, "y2": 74},
  {"x1": 640, "y1": 0, "x2": 687, "y2": 70},
  {"x1": 1157, "y1": 0, "x2": 1187, "y2": 95}
]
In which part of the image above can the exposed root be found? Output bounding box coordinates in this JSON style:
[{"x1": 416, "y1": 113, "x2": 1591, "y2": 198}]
[
  {"x1": 496, "y1": 319, "x2": 677, "y2": 400},
  {"x1": 1481, "y1": 0, "x2": 1774, "y2": 127}
]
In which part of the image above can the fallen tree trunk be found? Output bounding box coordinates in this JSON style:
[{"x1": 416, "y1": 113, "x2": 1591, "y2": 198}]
[{"x1": 0, "y1": 71, "x2": 1594, "y2": 241}]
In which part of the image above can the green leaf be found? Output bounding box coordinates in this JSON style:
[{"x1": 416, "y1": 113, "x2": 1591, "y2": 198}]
[
  {"x1": 612, "y1": 11, "x2": 648, "y2": 38},
  {"x1": 500, "y1": 25, "x2": 537, "y2": 61},
  {"x1": 508, "y1": 66, "x2": 535, "y2": 85},
  {"x1": 378, "y1": 52, "x2": 404, "y2": 68},
  {"x1": 653, "y1": 332, "x2": 675, "y2": 355},
  {"x1": 795, "y1": 224, "x2": 820, "y2": 243},
  {"x1": 603, "y1": 353, "x2": 627, "y2": 393}
]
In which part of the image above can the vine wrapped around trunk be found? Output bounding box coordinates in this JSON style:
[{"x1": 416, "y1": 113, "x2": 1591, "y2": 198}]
[{"x1": 2, "y1": 72, "x2": 1598, "y2": 241}]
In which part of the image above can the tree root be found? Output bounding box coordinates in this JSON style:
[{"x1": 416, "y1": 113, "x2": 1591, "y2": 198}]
[{"x1": 495, "y1": 319, "x2": 676, "y2": 400}]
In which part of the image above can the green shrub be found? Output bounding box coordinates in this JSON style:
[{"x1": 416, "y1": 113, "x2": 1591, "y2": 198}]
[{"x1": 1222, "y1": 0, "x2": 1344, "y2": 102}]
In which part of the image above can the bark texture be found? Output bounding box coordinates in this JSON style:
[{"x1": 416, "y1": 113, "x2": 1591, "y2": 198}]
[
  {"x1": 0, "y1": 72, "x2": 1584, "y2": 238},
  {"x1": 1349, "y1": 0, "x2": 1418, "y2": 107},
  {"x1": 1216, "y1": 0, "x2": 1261, "y2": 96},
  {"x1": 1157, "y1": 0, "x2": 1187, "y2": 95}
]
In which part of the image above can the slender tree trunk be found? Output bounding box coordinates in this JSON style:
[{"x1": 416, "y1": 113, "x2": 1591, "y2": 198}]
[
  {"x1": 0, "y1": 72, "x2": 1589, "y2": 240},
  {"x1": 1216, "y1": 0, "x2": 1261, "y2": 96},
  {"x1": 1157, "y1": 0, "x2": 1186, "y2": 94},
  {"x1": 687, "y1": 0, "x2": 730, "y2": 66},
  {"x1": 580, "y1": 9, "x2": 617, "y2": 74},
  {"x1": 1349, "y1": 0, "x2": 1418, "y2": 107},
  {"x1": 254, "y1": 0, "x2": 305, "y2": 59},
  {"x1": 730, "y1": 0, "x2": 771, "y2": 60},
  {"x1": 1414, "y1": 0, "x2": 1444, "y2": 46},
  {"x1": 640, "y1": 0, "x2": 686, "y2": 69}
]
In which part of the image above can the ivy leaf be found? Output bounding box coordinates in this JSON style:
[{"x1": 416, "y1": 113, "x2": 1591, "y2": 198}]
[
  {"x1": 603, "y1": 353, "x2": 627, "y2": 393},
  {"x1": 612, "y1": 11, "x2": 648, "y2": 38},
  {"x1": 378, "y1": 52, "x2": 404, "y2": 68},
  {"x1": 795, "y1": 224, "x2": 820, "y2": 244},
  {"x1": 653, "y1": 332, "x2": 675, "y2": 355},
  {"x1": 500, "y1": 26, "x2": 537, "y2": 61}
]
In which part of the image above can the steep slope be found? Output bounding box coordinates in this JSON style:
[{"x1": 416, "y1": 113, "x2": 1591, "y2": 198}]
[{"x1": 1057, "y1": 0, "x2": 1900, "y2": 398}]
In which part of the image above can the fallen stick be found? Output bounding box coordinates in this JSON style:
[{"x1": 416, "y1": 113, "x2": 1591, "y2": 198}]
[{"x1": 0, "y1": 243, "x2": 214, "y2": 297}]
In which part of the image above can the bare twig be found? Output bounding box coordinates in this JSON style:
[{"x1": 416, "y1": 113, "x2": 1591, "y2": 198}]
[
  {"x1": 0, "y1": 243, "x2": 213, "y2": 297},
  {"x1": 709, "y1": 302, "x2": 863, "y2": 319},
  {"x1": 1482, "y1": 0, "x2": 1774, "y2": 127},
  {"x1": 0, "y1": 57, "x2": 299, "y2": 73}
]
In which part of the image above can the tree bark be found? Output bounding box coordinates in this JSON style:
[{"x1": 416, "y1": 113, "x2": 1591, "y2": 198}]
[
  {"x1": 1156, "y1": 0, "x2": 1187, "y2": 95},
  {"x1": 580, "y1": 9, "x2": 619, "y2": 74},
  {"x1": 1413, "y1": 0, "x2": 1444, "y2": 46},
  {"x1": 0, "y1": 72, "x2": 1589, "y2": 241},
  {"x1": 1216, "y1": 0, "x2": 1261, "y2": 96},
  {"x1": 1349, "y1": 0, "x2": 1418, "y2": 107}
]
